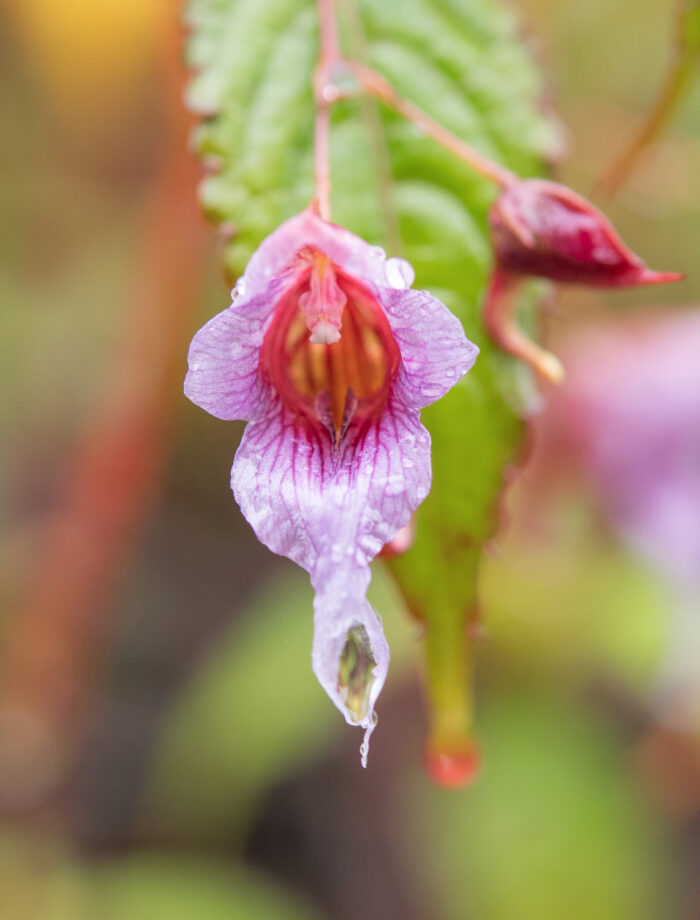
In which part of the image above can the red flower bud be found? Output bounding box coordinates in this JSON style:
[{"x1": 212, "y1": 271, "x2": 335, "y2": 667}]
[
  {"x1": 485, "y1": 179, "x2": 684, "y2": 382},
  {"x1": 489, "y1": 179, "x2": 683, "y2": 287}
]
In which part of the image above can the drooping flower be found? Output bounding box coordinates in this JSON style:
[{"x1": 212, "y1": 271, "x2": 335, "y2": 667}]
[
  {"x1": 484, "y1": 178, "x2": 684, "y2": 382},
  {"x1": 184, "y1": 207, "x2": 477, "y2": 762}
]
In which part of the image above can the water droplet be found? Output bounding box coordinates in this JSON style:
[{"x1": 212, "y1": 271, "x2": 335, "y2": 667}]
[
  {"x1": 359, "y1": 709, "x2": 378, "y2": 768},
  {"x1": 337, "y1": 625, "x2": 377, "y2": 723},
  {"x1": 234, "y1": 278, "x2": 247, "y2": 298},
  {"x1": 370, "y1": 245, "x2": 386, "y2": 260},
  {"x1": 385, "y1": 257, "x2": 415, "y2": 289},
  {"x1": 322, "y1": 84, "x2": 340, "y2": 103},
  {"x1": 591, "y1": 245, "x2": 621, "y2": 265}
]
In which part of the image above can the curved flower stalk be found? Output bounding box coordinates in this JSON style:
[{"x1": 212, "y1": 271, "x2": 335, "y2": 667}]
[
  {"x1": 485, "y1": 179, "x2": 684, "y2": 382},
  {"x1": 185, "y1": 206, "x2": 477, "y2": 763}
]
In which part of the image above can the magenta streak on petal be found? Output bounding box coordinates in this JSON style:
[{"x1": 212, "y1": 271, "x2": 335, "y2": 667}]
[
  {"x1": 231, "y1": 395, "x2": 432, "y2": 755},
  {"x1": 380, "y1": 286, "x2": 479, "y2": 407}
]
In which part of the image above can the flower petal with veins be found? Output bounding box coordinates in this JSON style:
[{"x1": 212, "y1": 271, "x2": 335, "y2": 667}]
[{"x1": 185, "y1": 207, "x2": 478, "y2": 761}]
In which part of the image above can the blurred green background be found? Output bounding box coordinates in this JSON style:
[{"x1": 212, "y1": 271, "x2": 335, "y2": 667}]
[{"x1": 1, "y1": 1, "x2": 699, "y2": 918}]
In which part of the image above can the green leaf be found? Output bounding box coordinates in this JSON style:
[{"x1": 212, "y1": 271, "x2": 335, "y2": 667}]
[
  {"x1": 679, "y1": 0, "x2": 700, "y2": 58},
  {"x1": 186, "y1": 0, "x2": 554, "y2": 754},
  {"x1": 480, "y1": 533, "x2": 669, "y2": 692},
  {"x1": 93, "y1": 856, "x2": 326, "y2": 920},
  {"x1": 0, "y1": 830, "x2": 326, "y2": 920},
  {"x1": 399, "y1": 687, "x2": 673, "y2": 920}
]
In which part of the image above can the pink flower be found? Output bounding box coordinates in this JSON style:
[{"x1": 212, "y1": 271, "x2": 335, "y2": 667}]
[
  {"x1": 184, "y1": 207, "x2": 477, "y2": 762},
  {"x1": 555, "y1": 312, "x2": 700, "y2": 585}
]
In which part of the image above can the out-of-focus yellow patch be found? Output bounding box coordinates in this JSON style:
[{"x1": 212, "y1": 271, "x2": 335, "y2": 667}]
[{"x1": 9, "y1": 0, "x2": 172, "y2": 117}]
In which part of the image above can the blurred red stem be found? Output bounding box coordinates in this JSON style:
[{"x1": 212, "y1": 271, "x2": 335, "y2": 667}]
[
  {"x1": 601, "y1": 3, "x2": 700, "y2": 197},
  {"x1": 313, "y1": 0, "x2": 342, "y2": 219},
  {"x1": 0, "y1": 12, "x2": 209, "y2": 805}
]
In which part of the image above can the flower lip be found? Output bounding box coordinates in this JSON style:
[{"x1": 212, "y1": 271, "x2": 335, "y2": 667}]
[{"x1": 259, "y1": 245, "x2": 401, "y2": 440}]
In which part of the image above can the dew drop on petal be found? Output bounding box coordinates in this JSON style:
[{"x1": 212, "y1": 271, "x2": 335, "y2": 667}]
[
  {"x1": 233, "y1": 277, "x2": 247, "y2": 299},
  {"x1": 385, "y1": 257, "x2": 415, "y2": 289},
  {"x1": 322, "y1": 84, "x2": 340, "y2": 103},
  {"x1": 591, "y1": 245, "x2": 621, "y2": 265}
]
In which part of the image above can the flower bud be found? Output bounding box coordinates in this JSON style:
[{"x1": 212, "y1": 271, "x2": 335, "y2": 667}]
[
  {"x1": 485, "y1": 179, "x2": 684, "y2": 382},
  {"x1": 490, "y1": 179, "x2": 683, "y2": 287}
]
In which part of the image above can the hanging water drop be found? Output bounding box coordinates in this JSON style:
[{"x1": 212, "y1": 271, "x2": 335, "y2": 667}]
[{"x1": 337, "y1": 624, "x2": 377, "y2": 723}]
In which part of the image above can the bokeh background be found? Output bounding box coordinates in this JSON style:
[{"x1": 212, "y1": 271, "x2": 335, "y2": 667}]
[{"x1": 1, "y1": 0, "x2": 699, "y2": 918}]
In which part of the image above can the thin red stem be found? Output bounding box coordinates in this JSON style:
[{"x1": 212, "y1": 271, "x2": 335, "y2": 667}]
[
  {"x1": 314, "y1": 102, "x2": 332, "y2": 220},
  {"x1": 314, "y1": 0, "x2": 342, "y2": 219},
  {"x1": 483, "y1": 269, "x2": 564, "y2": 384},
  {"x1": 0, "y1": 10, "x2": 209, "y2": 812},
  {"x1": 601, "y1": 48, "x2": 697, "y2": 197},
  {"x1": 317, "y1": 0, "x2": 341, "y2": 61},
  {"x1": 313, "y1": 1, "x2": 517, "y2": 213},
  {"x1": 346, "y1": 61, "x2": 517, "y2": 189}
]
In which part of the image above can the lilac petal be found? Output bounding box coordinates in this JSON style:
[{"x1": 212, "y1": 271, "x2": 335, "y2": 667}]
[
  {"x1": 231, "y1": 395, "x2": 432, "y2": 760},
  {"x1": 311, "y1": 557, "x2": 389, "y2": 766},
  {"x1": 561, "y1": 314, "x2": 700, "y2": 584},
  {"x1": 232, "y1": 397, "x2": 431, "y2": 568},
  {"x1": 184, "y1": 279, "x2": 287, "y2": 421},
  {"x1": 380, "y1": 286, "x2": 479, "y2": 409}
]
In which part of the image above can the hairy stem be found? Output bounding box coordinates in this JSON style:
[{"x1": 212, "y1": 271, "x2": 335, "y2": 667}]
[{"x1": 314, "y1": 1, "x2": 517, "y2": 216}]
